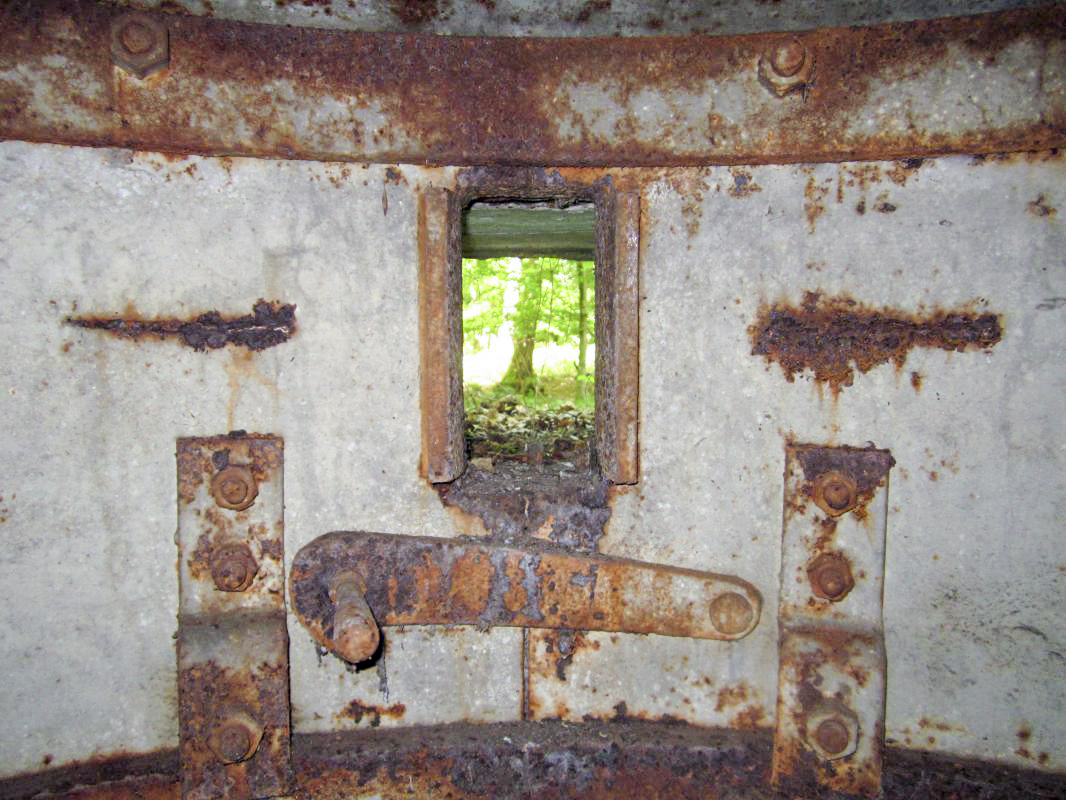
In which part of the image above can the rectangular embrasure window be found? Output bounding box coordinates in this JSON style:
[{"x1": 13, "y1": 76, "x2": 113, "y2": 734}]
[
  {"x1": 418, "y1": 173, "x2": 639, "y2": 486},
  {"x1": 461, "y1": 201, "x2": 596, "y2": 469}
]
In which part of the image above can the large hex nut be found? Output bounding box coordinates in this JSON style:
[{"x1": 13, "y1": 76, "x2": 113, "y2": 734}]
[
  {"x1": 758, "y1": 36, "x2": 814, "y2": 97},
  {"x1": 110, "y1": 12, "x2": 169, "y2": 79},
  {"x1": 211, "y1": 465, "x2": 258, "y2": 511},
  {"x1": 806, "y1": 704, "x2": 859, "y2": 761},
  {"x1": 812, "y1": 470, "x2": 858, "y2": 517}
]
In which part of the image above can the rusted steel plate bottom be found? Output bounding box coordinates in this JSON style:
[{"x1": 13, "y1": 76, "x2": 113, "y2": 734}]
[
  {"x1": 7, "y1": 724, "x2": 1066, "y2": 800},
  {"x1": 290, "y1": 532, "x2": 762, "y2": 646}
]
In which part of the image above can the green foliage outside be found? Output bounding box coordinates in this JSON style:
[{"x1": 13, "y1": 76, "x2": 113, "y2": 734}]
[{"x1": 463, "y1": 257, "x2": 595, "y2": 461}]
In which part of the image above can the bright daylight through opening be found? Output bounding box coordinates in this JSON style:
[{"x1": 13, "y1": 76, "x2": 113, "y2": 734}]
[{"x1": 461, "y1": 201, "x2": 596, "y2": 467}]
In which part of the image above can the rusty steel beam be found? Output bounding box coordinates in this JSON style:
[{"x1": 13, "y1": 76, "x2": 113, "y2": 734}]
[
  {"x1": 290, "y1": 532, "x2": 763, "y2": 661},
  {"x1": 1, "y1": 3, "x2": 1064, "y2": 166}
]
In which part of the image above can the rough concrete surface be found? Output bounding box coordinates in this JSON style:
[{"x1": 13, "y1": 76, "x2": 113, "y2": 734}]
[{"x1": 0, "y1": 141, "x2": 1063, "y2": 779}]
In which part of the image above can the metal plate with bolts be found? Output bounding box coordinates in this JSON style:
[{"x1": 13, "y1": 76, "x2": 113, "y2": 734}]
[
  {"x1": 176, "y1": 435, "x2": 290, "y2": 800},
  {"x1": 773, "y1": 444, "x2": 893, "y2": 797},
  {"x1": 1, "y1": 4, "x2": 1063, "y2": 165}
]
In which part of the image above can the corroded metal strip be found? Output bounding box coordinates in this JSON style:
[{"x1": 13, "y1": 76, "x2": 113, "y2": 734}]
[
  {"x1": 418, "y1": 187, "x2": 465, "y2": 484},
  {"x1": 5, "y1": 724, "x2": 1066, "y2": 800},
  {"x1": 751, "y1": 292, "x2": 1002, "y2": 393},
  {"x1": 772, "y1": 444, "x2": 893, "y2": 797},
  {"x1": 1, "y1": 3, "x2": 1063, "y2": 166},
  {"x1": 176, "y1": 435, "x2": 289, "y2": 800},
  {"x1": 67, "y1": 300, "x2": 296, "y2": 352},
  {"x1": 290, "y1": 532, "x2": 762, "y2": 652},
  {"x1": 178, "y1": 616, "x2": 290, "y2": 800},
  {"x1": 597, "y1": 189, "x2": 640, "y2": 484}
]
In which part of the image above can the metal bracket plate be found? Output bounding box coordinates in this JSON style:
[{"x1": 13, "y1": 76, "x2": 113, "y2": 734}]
[
  {"x1": 772, "y1": 444, "x2": 893, "y2": 797},
  {"x1": 176, "y1": 435, "x2": 290, "y2": 800}
]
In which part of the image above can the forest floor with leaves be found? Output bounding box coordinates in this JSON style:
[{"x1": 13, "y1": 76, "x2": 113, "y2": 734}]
[{"x1": 464, "y1": 373, "x2": 594, "y2": 466}]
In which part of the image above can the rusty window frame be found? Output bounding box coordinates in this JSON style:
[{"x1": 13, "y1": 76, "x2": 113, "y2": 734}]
[{"x1": 419, "y1": 173, "x2": 639, "y2": 485}]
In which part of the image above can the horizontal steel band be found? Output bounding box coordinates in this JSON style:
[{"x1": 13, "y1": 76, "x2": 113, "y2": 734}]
[{"x1": 1, "y1": 3, "x2": 1063, "y2": 166}]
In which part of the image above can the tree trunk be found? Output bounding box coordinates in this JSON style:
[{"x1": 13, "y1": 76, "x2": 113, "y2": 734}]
[
  {"x1": 576, "y1": 260, "x2": 589, "y2": 400},
  {"x1": 500, "y1": 259, "x2": 545, "y2": 393}
]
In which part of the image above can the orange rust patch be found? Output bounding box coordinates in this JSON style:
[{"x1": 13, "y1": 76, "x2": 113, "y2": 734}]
[
  {"x1": 502, "y1": 554, "x2": 529, "y2": 614},
  {"x1": 338, "y1": 700, "x2": 406, "y2": 727},
  {"x1": 731, "y1": 704, "x2": 767, "y2": 730},
  {"x1": 715, "y1": 684, "x2": 749, "y2": 712},
  {"x1": 804, "y1": 173, "x2": 830, "y2": 232},
  {"x1": 447, "y1": 549, "x2": 493, "y2": 616}
]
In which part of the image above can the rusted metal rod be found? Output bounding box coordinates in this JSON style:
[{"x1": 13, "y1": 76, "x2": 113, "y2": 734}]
[{"x1": 328, "y1": 571, "x2": 380, "y2": 664}]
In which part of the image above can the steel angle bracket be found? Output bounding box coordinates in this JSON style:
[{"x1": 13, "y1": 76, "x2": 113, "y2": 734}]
[
  {"x1": 772, "y1": 444, "x2": 894, "y2": 798},
  {"x1": 290, "y1": 531, "x2": 763, "y2": 664},
  {"x1": 176, "y1": 435, "x2": 290, "y2": 800}
]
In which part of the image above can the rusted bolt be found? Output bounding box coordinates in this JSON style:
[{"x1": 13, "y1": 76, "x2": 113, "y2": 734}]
[
  {"x1": 758, "y1": 37, "x2": 814, "y2": 97},
  {"x1": 708, "y1": 591, "x2": 755, "y2": 637},
  {"x1": 110, "y1": 12, "x2": 169, "y2": 79},
  {"x1": 807, "y1": 552, "x2": 854, "y2": 602},
  {"x1": 816, "y1": 718, "x2": 851, "y2": 755},
  {"x1": 812, "y1": 470, "x2": 858, "y2": 517},
  {"x1": 209, "y1": 543, "x2": 259, "y2": 592},
  {"x1": 806, "y1": 705, "x2": 859, "y2": 760},
  {"x1": 209, "y1": 709, "x2": 263, "y2": 764},
  {"x1": 771, "y1": 39, "x2": 806, "y2": 77},
  {"x1": 211, "y1": 465, "x2": 258, "y2": 511},
  {"x1": 328, "y1": 571, "x2": 381, "y2": 663}
]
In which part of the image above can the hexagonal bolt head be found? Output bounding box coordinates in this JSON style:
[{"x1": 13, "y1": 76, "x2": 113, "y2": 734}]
[
  {"x1": 211, "y1": 465, "x2": 258, "y2": 511},
  {"x1": 806, "y1": 705, "x2": 859, "y2": 761},
  {"x1": 757, "y1": 37, "x2": 814, "y2": 97},
  {"x1": 812, "y1": 470, "x2": 858, "y2": 517},
  {"x1": 708, "y1": 591, "x2": 756, "y2": 637},
  {"x1": 807, "y1": 552, "x2": 855, "y2": 602},
  {"x1": 209, "y1": 710, "x2": 264, "y2": 764},
  {"x1": 110, "y1": 12, "x2": 169, "y2": 79},
  {"x1": 209, "y1": 542, "x2": 259, "y2": 592}
]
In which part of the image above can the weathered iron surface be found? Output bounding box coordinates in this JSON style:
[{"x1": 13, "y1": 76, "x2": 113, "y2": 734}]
[
  {"x1": 438, "y1": 460, "x2": 611, "y2": 550},
  {"x1": 1, "y1": 3, "x2": 1063, "y2": 166},
  {"x1": 67, "y1": 300, "x2": 296, "y2": 352},
  {"x1": 773, "y1": 444, "x2": 893, "y2": 797},
  {"x1": 418, "y1": 187, "x2": 465, "y2": 483},
  {"x1": 5, "y1": 721, "x2": 1066, "y2": 799},
  {"x1": 290, "y1": 531, "x2": 762, "y2": 652},
  {"x1": 178, "y1": 616, "x2": 291, "y2": 800},
  {"x1": 596, "y1": 188, "x2": 640, "y2": 484},
  {"x1": 176, "y1": 435, "x2": 290, "y2": 800},
  {"x1": 751, "y1": 292, "x2": 1002, "y2": 392}
]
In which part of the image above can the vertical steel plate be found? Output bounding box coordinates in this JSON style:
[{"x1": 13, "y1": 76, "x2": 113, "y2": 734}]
[{"x1": 176, "y1": 435, "x2": 290, "y2": 800}]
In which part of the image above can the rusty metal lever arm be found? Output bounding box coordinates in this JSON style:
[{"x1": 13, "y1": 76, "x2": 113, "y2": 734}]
[{"x1": 290, "y1": 532, "x2": 762, "y2": 664}]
